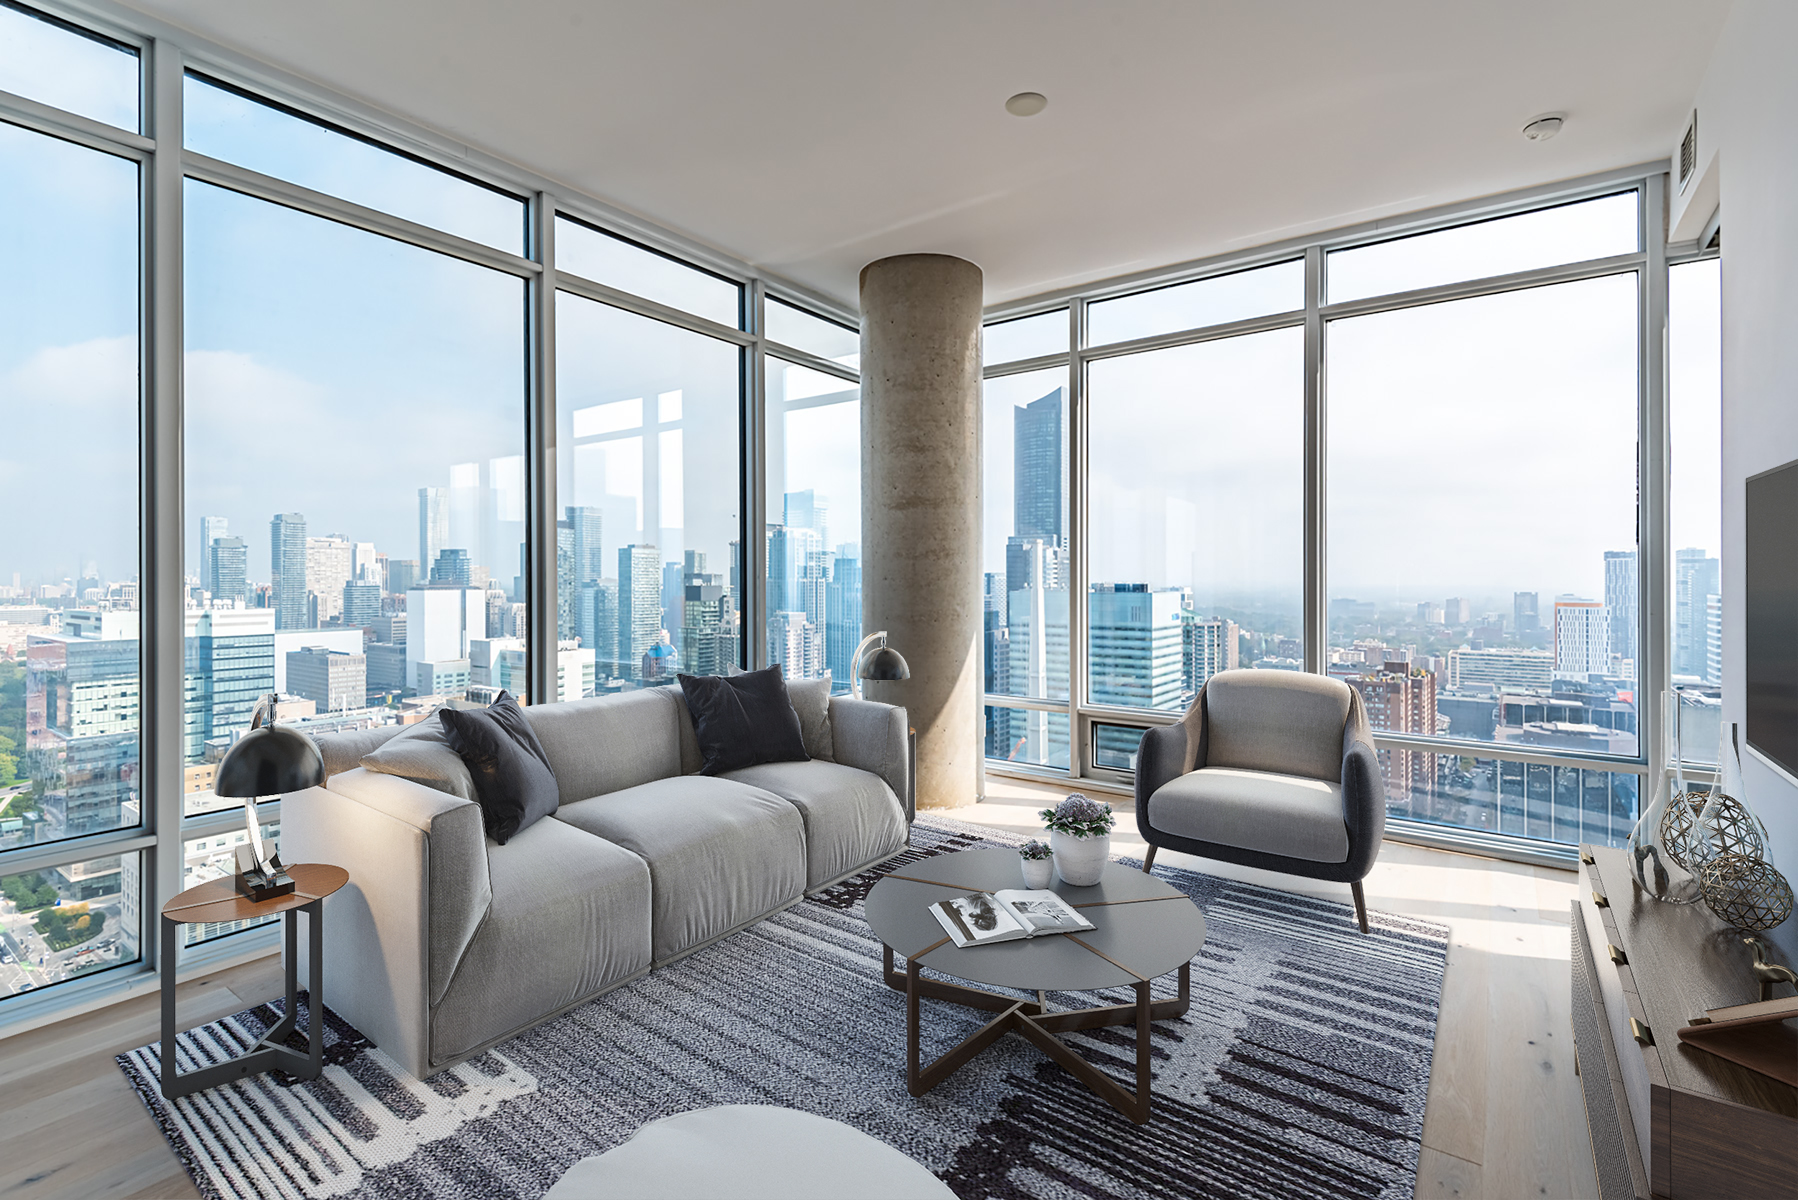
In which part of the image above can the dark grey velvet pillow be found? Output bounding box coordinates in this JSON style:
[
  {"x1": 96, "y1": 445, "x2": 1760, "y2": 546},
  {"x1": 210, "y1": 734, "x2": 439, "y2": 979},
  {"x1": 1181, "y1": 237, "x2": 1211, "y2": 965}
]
[
  {"x1": 678, "y1": 664, "x2": 811, "y2": 776},
  {"x1": 436, "y1": 691, "x2": 559, "y2": 845}
]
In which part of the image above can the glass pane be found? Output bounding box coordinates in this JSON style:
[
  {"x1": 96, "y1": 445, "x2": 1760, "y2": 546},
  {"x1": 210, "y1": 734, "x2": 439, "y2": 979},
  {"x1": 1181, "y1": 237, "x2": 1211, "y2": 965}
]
[
  {"x1": 557, "y1": 293, "x2": 741, "y2": 689},
  {"x1": 985, "y1": 706, "x2": 1069, "y2": 770},
  {"x1": 1, "y1": 852, "x2": 141, "y2": 998},
  {"x1": 983, "y1": 370, "x2": 1069, "y2": 704},
  {"x1": 0, "y1": 3, "x2": 138, "y2": 131},
  {"x1": 1093, "y1": 723, "x2": 1147, "y2": 771},
  {"x1": 765, "y1": 359, "x2": 859, "y2": 692},
  {"x1": 984, "y1": 310, "x2": 1066, "y2": 365},
  {"x1": 183, "y1": 180, "x2": 527, "y2": 816},
  {"x1": 181, "y1": 824, "x2": 281, "y2": 946},
  {"x1": 1388, "y1": 754, "x2": 1638, "y2": 849},
  {"x1": 555, "y1": 217, "x2": 740, "y2": 328},
  {"x1": 1327, "y1": 192, "x2": 1638, "y2": 304},
  {"x1": 766, "y1": 298, "x2": 858, "y2": 368},
  {"x1": 2, "y1": 123, "x2": 140, "y2": 850},
  {"x1": 1669, "y1": 260, "x2": 1722, "y2": 749},
  {"x1": 1087, "y1": 328, "x2": 1304, "y2": 710},
  {"x1": 183, "y1": 73, "x2": 524, "y2": 254},
  {"x1": 1327, "y1": 273, "x2": 1639, "y2": 762},
  {"x1": 1088, "y1": 261, "x2": 1303, "y2": 346}
]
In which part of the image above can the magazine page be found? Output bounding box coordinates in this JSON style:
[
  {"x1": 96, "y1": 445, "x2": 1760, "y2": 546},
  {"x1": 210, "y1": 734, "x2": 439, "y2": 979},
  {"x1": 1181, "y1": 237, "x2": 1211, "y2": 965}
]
[
  {"x1": 992, "y1": 889, "x2": 1096, "y2": 936},
  {"x1": 930, "y1": 891, "x2": 1030, "y2": 947}
]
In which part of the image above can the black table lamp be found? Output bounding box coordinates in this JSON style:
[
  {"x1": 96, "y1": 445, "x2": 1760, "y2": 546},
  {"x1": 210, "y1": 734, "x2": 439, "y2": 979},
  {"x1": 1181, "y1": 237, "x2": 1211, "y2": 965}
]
[
  {"x1": 850, "y1": 631, "x2": 911, "y2": 700},
  {"x1": 215, "y1": 693, "x2": 325, "y2": 901}
]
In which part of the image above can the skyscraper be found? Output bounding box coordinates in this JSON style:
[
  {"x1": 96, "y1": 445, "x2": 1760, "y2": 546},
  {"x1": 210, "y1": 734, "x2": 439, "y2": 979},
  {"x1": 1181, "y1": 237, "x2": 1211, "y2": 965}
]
[
  {"x1": 556, "y1": 521, "x2": 576, "y2": 640},
  {"x1": 1604, "y1": 549, "x2": 1639, "y2": 666},
  {"x1": 1553, "y1": 598, "x2": 1609, "y2": 678},
  {"x1": 342, "y1": 580, "x2": 382, "y2": 628},
  {"x1": 208, "y1": 537, "x2": 248, "y2": 607},
  {"x1": 269, "y1": 513, "x2": 308, "y2": 631},
  {"x1": 1705, "y1": 593, "x2": 1723, "y2": 686},
  {"x1": 826, "y1": 554, "x2": 862, "y2": 686},
  {"x1": 1088, "y1": 584, "x2": 1184, "y2": 710},
  {"x1": 306, "y1": 534, "x2": 353, "y2": 623},
  {"x1": 1182, "y1": 614, "x2": 1239, "y2": 699},
  {"x1": 386, "y1": 558, "x2": 419, "y2": 597},
  {"x1": 431, "y1": 547, "x2": 472, "y2": 587},
  {"x1": 286, "y1": 646, "x2": 367, "y2": 713},
  {"x1": 199, "y1": 515, "x2": 228, "y2": 594},
  {"x1": 566, "y1": 505, "x2": 603, "y2": 584},
  {"x1": 418, "y1": 487, "x2": 447, "y2": 577},
  {"x1": 1014, "y1": 388, "x2": 1064, "y2": 543},
  {"x1": 182, "y1": 609, "x2": 275, "y2": 765},
  {"x1": 1513, "y1": 591, "x2": 1539, "y2": 635},
  {"x1": 617, "y1": 545, "x2": 662, "y2": 680},
  {"x1": 1674, "y1": 547, "x2": 1720, "y2": 678}
]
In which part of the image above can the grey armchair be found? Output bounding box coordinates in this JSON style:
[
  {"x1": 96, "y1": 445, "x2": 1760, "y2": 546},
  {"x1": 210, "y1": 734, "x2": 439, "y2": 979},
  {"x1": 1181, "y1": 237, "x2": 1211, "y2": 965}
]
[{"x1": 1134, "y1": 669, "x2": 1385, "y2": 932}]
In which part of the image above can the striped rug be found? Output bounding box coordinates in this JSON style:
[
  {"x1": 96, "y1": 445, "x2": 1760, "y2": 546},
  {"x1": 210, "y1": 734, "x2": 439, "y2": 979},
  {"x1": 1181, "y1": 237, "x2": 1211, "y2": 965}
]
[{"x1": 120, "y1": 815, "x2": 1449, "y2": 1200}]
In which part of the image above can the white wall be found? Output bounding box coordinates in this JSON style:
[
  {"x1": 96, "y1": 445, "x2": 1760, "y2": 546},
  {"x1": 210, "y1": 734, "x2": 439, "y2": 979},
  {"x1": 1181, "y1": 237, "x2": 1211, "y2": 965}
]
[{"x1": 1690, "y1": 0, "x2": 1798, "y2": 958}]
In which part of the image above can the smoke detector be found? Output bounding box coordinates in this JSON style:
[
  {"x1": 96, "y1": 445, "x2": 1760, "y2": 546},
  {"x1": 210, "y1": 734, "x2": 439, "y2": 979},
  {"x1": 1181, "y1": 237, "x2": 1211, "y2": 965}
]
[
  {"x1": 1522, "y1": 114, "x2": 1565, "y2": 141},
  {"x1": 1005, "y1": 92, "x2": 1047, "y2": 117}
]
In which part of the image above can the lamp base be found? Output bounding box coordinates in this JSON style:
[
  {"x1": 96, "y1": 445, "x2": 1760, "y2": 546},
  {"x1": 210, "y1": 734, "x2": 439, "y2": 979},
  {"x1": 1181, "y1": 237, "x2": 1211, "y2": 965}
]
[{"x1": 236, "y1": 864, "x2": 295, "y2": 903}]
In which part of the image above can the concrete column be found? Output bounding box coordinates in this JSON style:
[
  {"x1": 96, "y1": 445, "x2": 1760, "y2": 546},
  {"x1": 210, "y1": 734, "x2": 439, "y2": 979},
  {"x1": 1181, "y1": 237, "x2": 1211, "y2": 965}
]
[{"x1": 860, "y1": 254, "x2": 983, "y2": 811}]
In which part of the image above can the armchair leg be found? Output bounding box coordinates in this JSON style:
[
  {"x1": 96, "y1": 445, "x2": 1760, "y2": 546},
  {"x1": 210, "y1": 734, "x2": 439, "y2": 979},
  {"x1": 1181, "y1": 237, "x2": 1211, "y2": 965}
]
[
  {"x1": 1141, "y1": 844, "x2": 1158, "y2": 874},
  {"x1": 1350, "y1": 880, "x2": 1369, "y2": 933}
]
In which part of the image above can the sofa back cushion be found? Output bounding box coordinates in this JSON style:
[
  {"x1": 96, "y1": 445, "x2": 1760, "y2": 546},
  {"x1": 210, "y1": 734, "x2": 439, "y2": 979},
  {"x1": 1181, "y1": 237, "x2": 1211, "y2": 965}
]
[
  {"x1": 316, "y1": 724, "x2": 404, "y2": 777},
  {"x1": 524, "y1": 688, "x2": 684, "y2": 804},
  {"x1": 1203, "y1": 669, "x2": 1350, "y2": 783}
]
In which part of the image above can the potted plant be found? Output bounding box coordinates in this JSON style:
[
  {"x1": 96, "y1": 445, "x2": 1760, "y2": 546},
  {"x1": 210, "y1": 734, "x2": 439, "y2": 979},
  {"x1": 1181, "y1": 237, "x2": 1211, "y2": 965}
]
[
  {"x1": 1017, "y1": 839, "x2": 1055, "y2": 889},
  {"x1": 1040, "y1": 793, "x2": 1116, "y2": 887}
]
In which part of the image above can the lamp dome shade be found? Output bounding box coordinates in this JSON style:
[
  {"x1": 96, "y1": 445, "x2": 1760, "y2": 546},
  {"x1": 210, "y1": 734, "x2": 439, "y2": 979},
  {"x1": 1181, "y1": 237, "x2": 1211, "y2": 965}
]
[
  {"x1": 215, "y1": 724, "x2": 326, "y2": 798},
  {"x1": 860, "y1": 645, "x2": 911, "y2": 682}
]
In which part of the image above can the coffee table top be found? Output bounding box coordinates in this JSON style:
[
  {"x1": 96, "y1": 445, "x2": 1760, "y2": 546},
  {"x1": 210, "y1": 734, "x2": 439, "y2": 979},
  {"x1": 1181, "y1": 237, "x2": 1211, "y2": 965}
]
[{"x1": 865, "y1": 847, "x2": 1205, "y2": 993}]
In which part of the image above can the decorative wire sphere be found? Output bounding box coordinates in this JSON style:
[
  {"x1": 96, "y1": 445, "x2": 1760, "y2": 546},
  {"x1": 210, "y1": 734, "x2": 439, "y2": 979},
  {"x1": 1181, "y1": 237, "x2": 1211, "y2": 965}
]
[
  {"x1": 1658, "y1": 790, "x2": 1711, "y2": 870},
  {"x1": 1698, "y1": 853, "x2": 1795, "y2": 934},
  {"x1": 1690, "y1": 793, "x2": 1768, "y2": 869}
]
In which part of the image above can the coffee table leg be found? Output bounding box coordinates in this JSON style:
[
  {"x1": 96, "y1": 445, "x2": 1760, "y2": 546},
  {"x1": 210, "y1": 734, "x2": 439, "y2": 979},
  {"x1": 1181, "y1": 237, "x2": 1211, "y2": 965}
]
[
  {"x1": 906, "y1": 958, "x2": 920, "y2": 1093},
  {"x1": 1134, "y1": 980, "x2": 1152, "y2": 1123}
]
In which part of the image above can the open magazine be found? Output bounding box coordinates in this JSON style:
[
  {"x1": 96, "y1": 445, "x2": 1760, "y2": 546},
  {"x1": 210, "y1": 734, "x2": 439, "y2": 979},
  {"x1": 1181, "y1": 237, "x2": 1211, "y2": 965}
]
[{"x1": 929, "y1": 889, "x2": 1096, "y2": 948}]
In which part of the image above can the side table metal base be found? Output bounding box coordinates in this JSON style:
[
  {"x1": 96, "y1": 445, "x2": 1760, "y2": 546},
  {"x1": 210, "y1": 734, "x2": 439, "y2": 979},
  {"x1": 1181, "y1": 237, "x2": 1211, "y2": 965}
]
[
  {"x1": 160, "y1": 898, "x2": 325, "y2": 1101},
  {"x1": 882, "y1": 945, "x2": 1191, "y2": 1125}
]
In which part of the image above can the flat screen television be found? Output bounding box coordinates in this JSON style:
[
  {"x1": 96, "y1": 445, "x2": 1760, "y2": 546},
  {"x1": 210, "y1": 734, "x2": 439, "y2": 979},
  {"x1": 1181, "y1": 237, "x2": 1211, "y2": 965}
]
[{"x1": 1747, "y1": 456, "x2": 1798, "y2": 781}]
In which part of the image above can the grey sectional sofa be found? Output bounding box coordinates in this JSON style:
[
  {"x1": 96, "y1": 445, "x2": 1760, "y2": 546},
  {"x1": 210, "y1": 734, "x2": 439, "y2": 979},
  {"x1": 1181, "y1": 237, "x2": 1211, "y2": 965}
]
[{"x1": 283, "y1": 686, "x2": 911, "y2": 1079}]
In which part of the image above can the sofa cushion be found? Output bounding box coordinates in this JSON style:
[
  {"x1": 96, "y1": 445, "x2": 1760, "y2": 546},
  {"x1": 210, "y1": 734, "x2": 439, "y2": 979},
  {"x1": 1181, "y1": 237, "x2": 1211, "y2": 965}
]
[
  {"x1": 431, "y1": 815, "x2": 652, "y2": 1066},
  {"x1": 525, "y1": 689, "x2": 684, "y2": 804},
  {"x1": 679, "y1": 665, "x2": 810, "y2": 775},
  {"x1": 721, "y1": 760, "x2": 903, "y2": 890},
  {"x1": 1203, "y1": 670, "x2": 1350, "y2": 783},
  {"x1": 1147, "y1": 766, "x2": 1350, "y2": 863},
  {"x1": 555, "y1": 776, "x2": 806, "y2": 963},
  {"x1": 439, "y1": 692, "x2": 560, "y2": 844},
  {"x1": 358, "y1": 717, "x2": 474, "y2": 800},
  {"x1": 320, "y1": 724, "x2": 403, "y2": 777},
  {"x1": 784, "y1": 675, "x2": 836, "y2": 762}
]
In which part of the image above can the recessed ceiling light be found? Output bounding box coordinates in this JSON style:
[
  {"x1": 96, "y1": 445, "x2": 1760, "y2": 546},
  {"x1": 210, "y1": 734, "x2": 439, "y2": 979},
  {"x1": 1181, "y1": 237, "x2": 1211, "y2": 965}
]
[
  {"x1": 1522, "y1": 114, "x2": 1565, "y2": 141},
  {"x1": 1005, "y1": 92, "x2": 1047, "y2": 117}
]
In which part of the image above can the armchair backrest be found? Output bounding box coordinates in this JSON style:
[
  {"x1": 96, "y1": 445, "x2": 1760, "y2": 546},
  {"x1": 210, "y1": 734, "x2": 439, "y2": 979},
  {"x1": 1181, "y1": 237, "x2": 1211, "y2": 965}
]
[{"x1": 1202, "y1": 669, "x2": 1352, "y2": 783}]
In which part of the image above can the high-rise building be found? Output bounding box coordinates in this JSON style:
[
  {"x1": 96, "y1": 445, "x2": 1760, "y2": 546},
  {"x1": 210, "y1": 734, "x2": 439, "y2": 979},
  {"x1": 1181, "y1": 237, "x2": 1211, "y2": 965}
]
[
  {"x1": 385, "y1": 558, "x2": 419, "y2": 597},
  {"x1": 825, "y1": 555, "x2": 862, "y2": 686},
  {"x1": 784, "y1": 490, "x2": 828, "y2": 546},
  {"x1": 1513, "y1": 591, "x2": 1539, "y2": 635},
  {"x1": 1445, "y1": 597, "x2": 1471, "y2": 625},
  {"x1": 26, "y1": 627, "x2": 140, "y2": 839},
  {"x1": 1604, "y1": 549, "x2": 1639, "y2": 666},
  {"x1": 269, "y1": 513, "x2": 308, "y2": 631},
  {"x1": 1182, "y1": 614, "x2": 1239, "y2": 699},
  {"x1": 1553, "y1": 598, "x2": 1609, "y2": 678},
  {"x1": 406, "y1": 585, "x2": 486, "y2": 697},
  {"x1": 767, "y1": 610, "x2": 822, "y2": 678},
  {"x1": 484, "y1": 585, "x2": 509, "y2": 638},
  {"x1": 1447, "y1": 647, "x2": 1556, "y2": 691},
  {"x1": 431, "y1": 548, "x2": 472, "y2": 587},
  {"x1": 556, "y1": 520, "x2": 576, "y2": 641},
  {"x1": 199, "y1": 515, "x2": 228, "y2": 595},
  {"x1": 1349, "y1": 664, "x2": 1438, "y2": 803},
  {"x1": 341, "y1": 581, "x2": 382, "y2": 628},
  {"x1": 681, "y1": 576, "x2": 731, "y2": 677},
  {"x1": 1088, "y1": 584, "x2": 1184, "y2": 710},
  {"x1": 662, "y1": 560, "x2": 686, "y2": 655},
  {"x1": 352, "y1": 541, "x2": 379, "y2": 583},
  {"x1": 1705, "y1": 593, "x2": 1723, "y2": 686},
  {"x1": 182, "y1": 609, "x2": 276, "y2": 766},
  {"x1": 617, "y1": 545, "x2": 663, "y2": 681},
  {"x1": 566, "y1": 505, "x2": 603, "y2": 584},
  {"x1": 1674, "y1": 547, "x2": 1720, "y2": 678},
  {"x1": 1014, "y1": 388, "x2": 1064, "y2": 543},
  {"x1": 578, "y1": 579, "x2": 617, "y2": 673},
  {"x1": 305, "y1": 535, "x2": 353, "y2": 623},
  {"x1": 208, "y1": 537, "x2": 248, "y2": 607},
  {"x1": 286, "y1": 646, "x2": 367, "y2": 713},
  {"x1": 418, "y1": 487, "x2": 447, "y2": 577}
]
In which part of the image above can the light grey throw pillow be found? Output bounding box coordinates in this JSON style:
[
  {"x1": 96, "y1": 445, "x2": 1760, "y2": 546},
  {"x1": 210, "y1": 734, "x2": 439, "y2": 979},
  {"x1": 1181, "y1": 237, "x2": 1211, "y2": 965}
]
[
  {"x1": 359, "y1": 714, "x2": 477, "y2": 801},
  {"x1": 785, "y1": 674, "x2": 836, "y2": 763}
]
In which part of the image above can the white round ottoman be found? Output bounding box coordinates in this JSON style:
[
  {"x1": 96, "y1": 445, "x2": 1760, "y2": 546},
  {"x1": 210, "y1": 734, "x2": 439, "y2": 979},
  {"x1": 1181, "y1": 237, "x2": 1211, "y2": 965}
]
[{"x1": 544, "y1": 1105, "x2": 955, "y2": 1200}]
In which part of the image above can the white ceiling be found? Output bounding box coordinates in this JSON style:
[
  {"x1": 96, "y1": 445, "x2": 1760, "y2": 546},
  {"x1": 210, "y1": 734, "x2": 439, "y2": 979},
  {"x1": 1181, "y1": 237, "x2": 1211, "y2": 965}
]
[{"x1": 123, "y1": 0, "x2": 1730, "y2": 309}]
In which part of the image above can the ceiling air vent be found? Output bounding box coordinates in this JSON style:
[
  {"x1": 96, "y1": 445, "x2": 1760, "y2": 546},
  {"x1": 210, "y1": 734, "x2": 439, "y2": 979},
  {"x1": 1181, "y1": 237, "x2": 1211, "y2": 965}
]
[{"x1": 1678, "y1": 111, "x2": 1698, "y2": 195}]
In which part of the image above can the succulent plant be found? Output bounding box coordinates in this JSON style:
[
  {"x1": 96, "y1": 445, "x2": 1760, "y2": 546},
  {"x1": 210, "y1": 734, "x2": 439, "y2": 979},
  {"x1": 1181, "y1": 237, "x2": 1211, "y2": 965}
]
[
  {"x1": 1018, "y1": 839, "x2": 1054, "y2": 861},
  {"x1": 1040, "y1": 793, "x2": 1115, "y2": 838}
]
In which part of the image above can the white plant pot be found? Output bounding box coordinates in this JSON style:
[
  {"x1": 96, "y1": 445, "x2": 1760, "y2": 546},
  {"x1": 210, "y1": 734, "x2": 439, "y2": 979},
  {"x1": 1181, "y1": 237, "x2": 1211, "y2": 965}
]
[
  {"x1": 1050, "y1": 829, "x2": 1110, "y2": 887},
  {"x1": 1019, "y1": 856, "x2": 1054, "y2": 889}
]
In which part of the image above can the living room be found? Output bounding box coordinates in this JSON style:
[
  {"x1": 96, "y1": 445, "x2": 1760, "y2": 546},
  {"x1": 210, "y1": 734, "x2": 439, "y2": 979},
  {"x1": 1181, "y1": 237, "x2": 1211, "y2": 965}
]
[{"x1": 1, "y1": 2, "x2": 1794, "y2": 1198}]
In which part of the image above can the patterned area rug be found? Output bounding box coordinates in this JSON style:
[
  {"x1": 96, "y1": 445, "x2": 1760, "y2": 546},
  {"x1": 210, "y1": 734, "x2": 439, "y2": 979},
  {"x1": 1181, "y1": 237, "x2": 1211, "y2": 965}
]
[{"x1": 120, "y1": 815, "x2": 1449, "y2": 1200}]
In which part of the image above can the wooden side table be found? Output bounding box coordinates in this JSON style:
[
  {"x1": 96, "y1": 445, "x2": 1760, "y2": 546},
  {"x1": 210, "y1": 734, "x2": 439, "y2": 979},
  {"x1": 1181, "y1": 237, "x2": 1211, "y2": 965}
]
[{"x1": 159, "y1": 862, "x2": 348, "y2": 1100}]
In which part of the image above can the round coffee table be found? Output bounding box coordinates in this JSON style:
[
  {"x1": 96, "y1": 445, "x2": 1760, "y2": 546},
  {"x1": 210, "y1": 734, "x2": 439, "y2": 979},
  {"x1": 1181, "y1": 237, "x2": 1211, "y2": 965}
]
[{"x1": 864, "y1": 846, "x2": 1205, "y2": 1124}]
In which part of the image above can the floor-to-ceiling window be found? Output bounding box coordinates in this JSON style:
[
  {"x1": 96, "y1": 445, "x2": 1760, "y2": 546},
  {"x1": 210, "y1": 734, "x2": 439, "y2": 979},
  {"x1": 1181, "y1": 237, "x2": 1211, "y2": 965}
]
[
  {"x1": 0, "y1": 2, "x2": 144, "y2": 999},
  {"x1": 1668, "y1": 258, "x2": 1723, "y2": 765}
]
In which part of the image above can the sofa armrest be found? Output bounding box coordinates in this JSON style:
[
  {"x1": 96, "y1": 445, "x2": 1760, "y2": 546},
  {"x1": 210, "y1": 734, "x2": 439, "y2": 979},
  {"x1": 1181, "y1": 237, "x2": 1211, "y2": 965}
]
[
  {"x1": 1339, "y1": 688, "x2": 1387, "y2": 879},
  {"x1": 280, "y1": 767, "x2": 491, "y2": 1080},
  {"x1": 828, "y1": 696, "x2": 912, "y2": 821},
  {"x1": 1135, "y1": 695, "x2": 1208, "y2": 840}
]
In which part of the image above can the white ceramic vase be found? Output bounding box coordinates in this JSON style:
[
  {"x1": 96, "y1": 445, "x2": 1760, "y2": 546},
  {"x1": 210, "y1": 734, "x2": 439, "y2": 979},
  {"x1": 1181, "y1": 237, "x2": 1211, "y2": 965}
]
[
  {"x1": 1050, "y1": 829, "x2": 1110, "y2": 887},
  {"x1": 1019, "y1": 856, "x2": 1054, "y2": 889}
]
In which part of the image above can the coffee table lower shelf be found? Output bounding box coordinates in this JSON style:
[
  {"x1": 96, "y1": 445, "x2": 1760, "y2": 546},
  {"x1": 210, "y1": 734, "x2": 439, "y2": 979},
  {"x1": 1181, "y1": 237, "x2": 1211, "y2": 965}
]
[{"x1": 882, "y1": 945, "x2": 1191, "y2": 1125}]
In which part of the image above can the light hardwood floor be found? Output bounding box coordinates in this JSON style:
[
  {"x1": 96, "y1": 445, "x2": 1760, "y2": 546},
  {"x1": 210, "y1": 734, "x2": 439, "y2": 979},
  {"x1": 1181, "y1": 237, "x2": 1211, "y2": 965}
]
[{"x1": 0, "y1": 780, "x2": 1600, "y2": 1200}]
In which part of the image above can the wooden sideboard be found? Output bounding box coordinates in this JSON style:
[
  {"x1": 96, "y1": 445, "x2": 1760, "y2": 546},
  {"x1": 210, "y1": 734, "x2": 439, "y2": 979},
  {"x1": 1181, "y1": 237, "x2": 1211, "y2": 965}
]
[{"x1": 1572, "y1": 845, "x2": 1797, "y2": 1199}]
